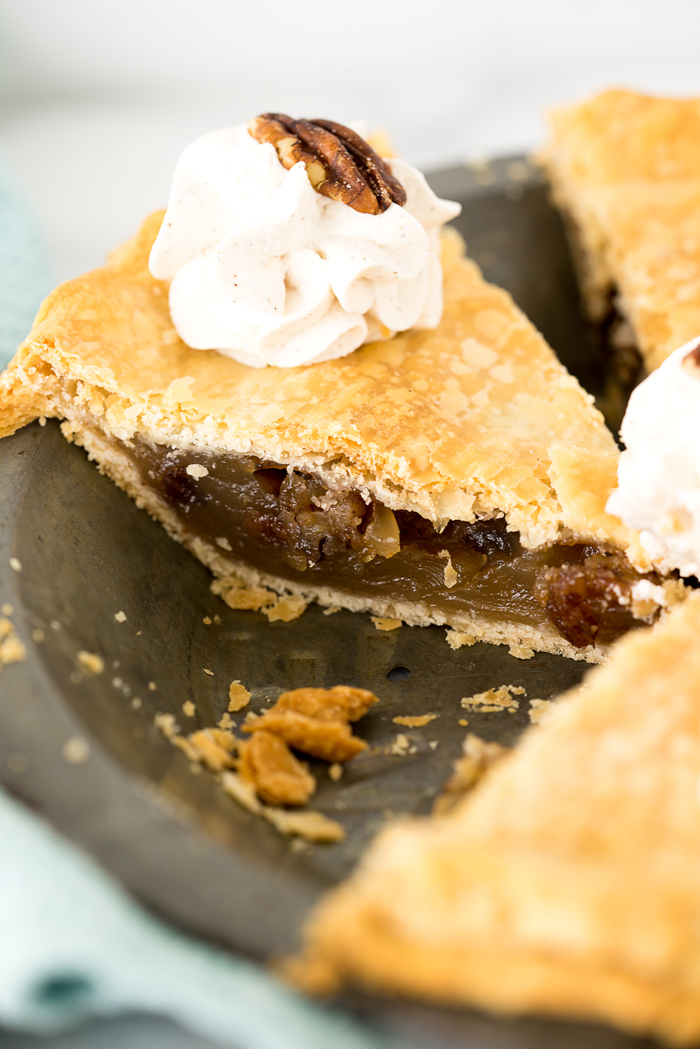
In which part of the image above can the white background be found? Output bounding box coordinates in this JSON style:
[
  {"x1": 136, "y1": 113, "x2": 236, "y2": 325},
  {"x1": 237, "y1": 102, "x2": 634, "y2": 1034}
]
[{"x1": 2, "y1": 0, "x2": 700, "y2": 282}]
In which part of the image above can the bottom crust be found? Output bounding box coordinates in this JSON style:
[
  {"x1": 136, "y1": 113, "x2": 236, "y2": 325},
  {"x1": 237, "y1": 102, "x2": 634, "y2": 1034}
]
[{"x1": 63, "y1": 419, "x2": 610, "y2": 664}]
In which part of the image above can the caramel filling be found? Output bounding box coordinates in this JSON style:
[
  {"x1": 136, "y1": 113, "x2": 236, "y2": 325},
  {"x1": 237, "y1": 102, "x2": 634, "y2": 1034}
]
[{"x1": 125, "y1": 440, "x2": 658, "y2": 649}]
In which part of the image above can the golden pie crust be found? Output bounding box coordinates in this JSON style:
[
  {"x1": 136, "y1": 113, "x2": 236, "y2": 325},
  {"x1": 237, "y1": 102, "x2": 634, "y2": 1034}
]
[
  {"x1": 0, "y1": 212, "x2": 650, "y2": 659},
  {"x1": 299, "y1": 591, "x2": 700, "y2": 1044},
  {"x1": 543, "y1": 88, "x2": 700, "y2": 372}
]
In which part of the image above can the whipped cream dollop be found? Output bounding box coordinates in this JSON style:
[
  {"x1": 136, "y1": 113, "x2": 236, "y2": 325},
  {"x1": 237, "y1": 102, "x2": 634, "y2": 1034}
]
[
  {"x1": 148, "y1": 124, "x2": 460, "y2": 368},
  {"x1": 606, "y1": 336, "x2": 700, "y2": 576}
]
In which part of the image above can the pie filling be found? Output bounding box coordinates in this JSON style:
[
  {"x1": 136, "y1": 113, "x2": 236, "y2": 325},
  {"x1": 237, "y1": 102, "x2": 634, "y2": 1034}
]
[{"x1": 123, "y1": 438, "x2": 660, "y2": 650}]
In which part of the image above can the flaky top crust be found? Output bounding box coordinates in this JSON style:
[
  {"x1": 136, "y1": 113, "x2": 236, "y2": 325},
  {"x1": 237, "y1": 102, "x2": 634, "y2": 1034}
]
[
  {"x1": 544, "y1": 88, "x2": 700, "y2": 371},
  {"x1": 0, "y1": 211, "x2": 632, "y2": 551},
  {"x1": 302, "y1": 593, "x2": 700, "y2": 1043}
]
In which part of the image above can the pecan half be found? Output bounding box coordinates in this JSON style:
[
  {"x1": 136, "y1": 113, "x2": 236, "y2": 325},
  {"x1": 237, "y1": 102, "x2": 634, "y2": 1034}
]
[{"x1": 248, "y1": 113, "x2": 406, "y2": 215}]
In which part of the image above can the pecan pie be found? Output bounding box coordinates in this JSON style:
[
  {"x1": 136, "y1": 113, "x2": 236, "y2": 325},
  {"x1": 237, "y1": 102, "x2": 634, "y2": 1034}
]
[
  {"x1": 298, "y1": 592, "x2": 700, "y2": 1044},
  {"x1": 0, "y1": 213, "x2": 674, "y2": 661},
  {"x1": 542, "y1": 89, "x2": 700, "y2": 375}
]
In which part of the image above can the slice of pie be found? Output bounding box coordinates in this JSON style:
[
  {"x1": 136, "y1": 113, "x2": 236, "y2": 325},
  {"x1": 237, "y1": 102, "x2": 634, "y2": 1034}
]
[
  {"x1": 298, "y1": 591, "x2": 700, "y2": 1045},
  {"x1": 542, "y1": 88, "x2": 700, "y2": 374},
  {"x1": 0, "y1": 213, "x2": 672, "y2": 661}
]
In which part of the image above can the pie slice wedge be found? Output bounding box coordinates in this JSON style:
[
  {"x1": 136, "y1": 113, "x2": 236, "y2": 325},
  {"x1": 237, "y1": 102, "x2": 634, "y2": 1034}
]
[
  {"x1": 0, "y1": 212, "x2": 672, "y2": 661},
  {"x1": 543, "y1": 88, "x2": 700, "y2": 374},
  {"x1": 298, "y1": 591, "x2": 700, "y2": 1045}
]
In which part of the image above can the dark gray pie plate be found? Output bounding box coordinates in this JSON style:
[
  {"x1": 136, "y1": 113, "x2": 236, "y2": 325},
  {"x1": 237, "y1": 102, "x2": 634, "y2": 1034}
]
[{"x1": 0, "y1": 158, "x2": 656, "y2": 1048}]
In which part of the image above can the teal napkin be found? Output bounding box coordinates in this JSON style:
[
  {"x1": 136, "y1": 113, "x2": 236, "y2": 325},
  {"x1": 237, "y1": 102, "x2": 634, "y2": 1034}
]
[
  {"x1": 0, "y1": 158, "x2": 380, "y2": 1049},
  {"x1": 0, "y1": 161, "x2": 52, "y2": 368},
  {"x1": 0, "y1": 785, "x2": 378, "y2": 1049}
]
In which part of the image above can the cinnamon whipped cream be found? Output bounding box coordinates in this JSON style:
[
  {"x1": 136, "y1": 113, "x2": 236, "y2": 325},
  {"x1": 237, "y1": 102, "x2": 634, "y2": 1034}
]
[
  {"x1": 607, "y1": 336, "x2": 700, "y2": 577},
  {"x1": 149, "y1": 124, "x2": 460, "y2": 368}
]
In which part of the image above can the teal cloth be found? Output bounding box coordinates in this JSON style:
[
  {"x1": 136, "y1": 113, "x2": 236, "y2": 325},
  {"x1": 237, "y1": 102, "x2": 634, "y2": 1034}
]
[
  {"x1": 0, "y1": 787, "x2": 379, "y2": 1049},
  {"x1": 0, "y1": 162, "x2": 52, "y2": 367},
  {"x1": 0, "y1": 160, "x2": 380, "y2": 1048}
]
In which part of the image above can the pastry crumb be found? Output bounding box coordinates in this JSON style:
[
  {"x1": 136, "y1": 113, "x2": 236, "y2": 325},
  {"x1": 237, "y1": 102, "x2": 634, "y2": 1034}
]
[
  {"x1": 446, "y1": 629, "x2": 476, "y2": 650},
  {"x1": 221, "y1": 770, "x2": 261, "y2": 814},
  {"x1": 178, "y1": 728, "x2": 237, "y2": 771},
  {"x1": 185, "y1": 463, "x2": 209, "y2": 479},
  {"x1": 371, "y1": 616, "x2": 402, "y2": 631},
  {"x1": 461, "y1": 685, "x2": 525, "y2": 713},
  {"x1": 62, "y1": 736, "x2": 90, "y2": 765},
  {"x1": 529, "y1": 698, "x2": 553, "y2": 724},
  {"x1": 218, "y1": 712, "x2": 235, "y2": 730},
  {"x1": 508, "y1": 644, "x2": 534, "y2": 660},
  {"x1": 393, "y1": 713, "x2": 438, "y2": 728},
  {"x1": 203, "y1": 616, "x2": 212, "y2": 625},
  {"x1": 8, "y1": 557, "x2": 21, "y2": 572},
  {"x1": 322, "y1": 605, "x2": 341, "y2": 616},
  {"x1": 131, "y1": 696, "x2": 142, "y2": 710},
  {"x1": 290, "y1": 837, "x2": 310, "y2": 853},
  {"x1": 429, "y1": 740, "x2": 439, "y2": 750},
  {"x1": 328, "y1": 762, "x2": 343, "y2": 781},
  {"x1": 203, "y1": 668, "x2": 214, "y2": 676},
  {"x1": 76, "y1": 650, "x2": 104, "y2": 675},
  {"x1": 0, "y1": 618, "x2": 27, "y2": 665},
  {"x1": 220, "y1": 771, "x2": 345, "y2": 843},
  {"x1": 212, "y1": 575, "x2": 307, "y2": 623},
  {"x1": 459, "y1": 718, "x2": 469, "y2": 727},
  {"x1": 438, "y1": 550, "x2": 458, "y2": 589},
  {"x1": 31, "y1": 628, "x2": 45, "y2": 643},
  {"x1": 265, "y1": 594, "x2": 307, "y2": 623},
  {"x1": 211, "y1": 576, "x2": 273, "y2": 611},
  {"x1": 182, "y1": 700, "x2": 196, "y2": 718},
  {"x1": 213, "y1": 614, "x2": 222, "y2": 625},
  {"x1": 265, "y1": 807, "x2": 345, "y2": 843},
  {"x1": 386, "y1": 733, "x2": 411, "y2": 756},
  {"x1": 114, "y1": 610, "x2": 127, "y2": 623},
  {"x1": 148, "y1": 681, "x2": 157, "y2": 691},
  {"x1": 228, "y1": 680, "x2": 251, "y2": 712},
  {"x1": 434, "y1": 733, "x2": 509, "y2": 815},
  {"x1": 154, "y1": 711, "x2": 179, "y2": 740},
  {"x1": 1, "y1": 603, "x2": 13, "y2": 616},
  {"x1": 215, "y1": 536, "x2": 232, "y2": 551}
]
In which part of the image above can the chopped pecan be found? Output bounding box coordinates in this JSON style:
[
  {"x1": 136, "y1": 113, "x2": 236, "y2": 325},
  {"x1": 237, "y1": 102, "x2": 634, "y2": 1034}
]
[
  {"x1": 238, "y1": 730, "x2": 316, "y2": 806},
  {"x1": 248, "y1": 113, "x2": 406, "y2": 215},
  {"x1": 242, "y1": 685, "x2": 379, "y2": 763}
]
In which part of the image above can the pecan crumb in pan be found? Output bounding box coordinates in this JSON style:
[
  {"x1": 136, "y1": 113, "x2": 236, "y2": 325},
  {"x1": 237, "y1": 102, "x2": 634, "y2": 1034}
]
[
  {"x1": 242, "y1": 685, "x2": 379, "y2": 764},
  {"x1": 248, "y1": 113, "x2": 406, "y2": 214}
]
